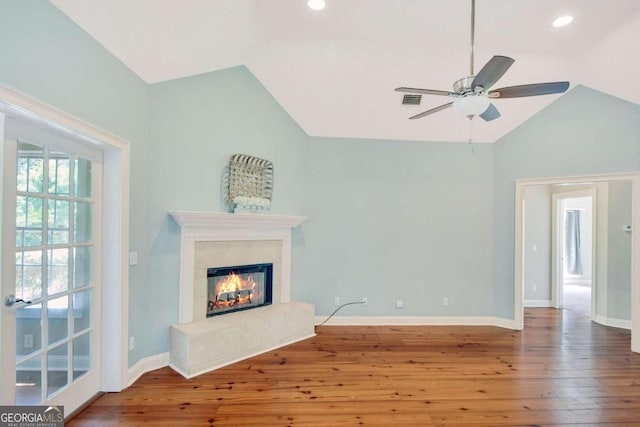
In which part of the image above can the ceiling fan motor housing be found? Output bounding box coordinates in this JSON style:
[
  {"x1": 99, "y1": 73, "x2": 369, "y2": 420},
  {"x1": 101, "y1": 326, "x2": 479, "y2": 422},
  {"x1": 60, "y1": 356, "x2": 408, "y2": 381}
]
[{"x1": 454, "y1": 76, "x2": 481, "y2": 95}]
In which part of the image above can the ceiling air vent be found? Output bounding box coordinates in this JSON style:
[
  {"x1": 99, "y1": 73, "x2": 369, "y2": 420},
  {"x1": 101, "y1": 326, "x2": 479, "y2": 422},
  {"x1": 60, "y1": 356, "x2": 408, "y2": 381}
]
[{"x1": 402, "y1": 94, "x2": 422, "y2": 105}]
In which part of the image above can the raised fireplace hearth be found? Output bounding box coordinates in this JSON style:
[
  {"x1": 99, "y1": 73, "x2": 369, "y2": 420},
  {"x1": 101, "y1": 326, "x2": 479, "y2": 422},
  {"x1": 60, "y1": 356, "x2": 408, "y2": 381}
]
[{"x1": 168, "y1": 211, "x2": 315, "y2": 378}]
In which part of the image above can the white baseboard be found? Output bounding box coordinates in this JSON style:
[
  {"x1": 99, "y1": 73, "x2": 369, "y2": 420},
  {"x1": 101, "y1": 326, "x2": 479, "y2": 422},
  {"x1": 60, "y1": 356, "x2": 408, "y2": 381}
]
[
  {"x1": 315, "y1": 316, "x2": 517, "y2": 330},
  {"x1": 127, "y1": 352, "x2": 170, "y2": 387},
  {"x1": 594, "y1": 315, "x2": 632, "y2": 330},
  {"x1": 524, "y1": 299, "x2": 553, "y2": 307},
  {"x1": 564, "y1": 279, "x2": 591, "y2": 286}
]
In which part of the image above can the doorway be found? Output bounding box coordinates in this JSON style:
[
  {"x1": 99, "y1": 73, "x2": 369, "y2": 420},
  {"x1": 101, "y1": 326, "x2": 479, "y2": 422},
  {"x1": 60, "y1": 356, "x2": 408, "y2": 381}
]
[
  {"x1": 554, "y1": 192, "x2": 595, "y2": 318},
  {"x1": 514, "y1": 173, "x2": 640, "y2": 354},
  {"x1": 0, "y1": 86, "x2": 130, "y2": 414},
  {"x1": 3, "y1": 116, "x2": 103, "y2": 406}
]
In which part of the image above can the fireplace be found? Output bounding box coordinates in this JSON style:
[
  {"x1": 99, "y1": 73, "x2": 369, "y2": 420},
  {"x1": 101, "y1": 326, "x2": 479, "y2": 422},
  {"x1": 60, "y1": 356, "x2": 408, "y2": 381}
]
[
  {"x1": 207, "y1": 263, "x2": 273, "y2": 317},
  {"x1": 169, "y1": 211, "x2": 314, "y2": 378}
]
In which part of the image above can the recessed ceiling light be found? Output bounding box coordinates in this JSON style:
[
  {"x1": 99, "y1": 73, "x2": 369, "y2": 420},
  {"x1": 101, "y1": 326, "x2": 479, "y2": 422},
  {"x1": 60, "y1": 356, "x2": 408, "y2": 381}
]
[
  {"x1": 308, "y1": 0, "x2": 326, "y2": 11},
  {"x1": 553, "y1": 15, "x2": 574, "y2": 27}
]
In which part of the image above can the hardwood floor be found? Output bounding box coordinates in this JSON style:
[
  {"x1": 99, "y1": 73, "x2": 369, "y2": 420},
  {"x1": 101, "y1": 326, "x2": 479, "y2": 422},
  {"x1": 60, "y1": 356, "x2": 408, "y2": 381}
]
[{"x1": 68, "y1": 308, "x2": 640, "y2": 426}]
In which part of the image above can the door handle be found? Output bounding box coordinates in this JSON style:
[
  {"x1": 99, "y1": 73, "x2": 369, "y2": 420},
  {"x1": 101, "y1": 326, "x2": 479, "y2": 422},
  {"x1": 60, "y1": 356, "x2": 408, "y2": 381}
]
[{"x1": 4, "y1": 294, "x2": 32, "y2": 307}]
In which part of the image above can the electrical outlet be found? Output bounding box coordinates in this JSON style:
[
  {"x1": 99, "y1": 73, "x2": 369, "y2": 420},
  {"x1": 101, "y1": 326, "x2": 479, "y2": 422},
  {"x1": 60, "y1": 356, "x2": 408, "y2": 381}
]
[
  {"x1": 334, "y1": 296, "x2": 340, "y2": 306},
  {"x1": 443, "y1": 297, "x2": 449, "y2": 306},
  {"x1": 129, "y1": 252, "x2": 138, "y2": 266},
  {"x1": 532, "y1": 284, "x2": 537, "y2": 291},
  {"x1": 24, "y1": 334, "x2": 34, "y2": 349},
  {"x1": 129, "y1": 336, "x2": 135, "y2": 351},
  {"x1": 362, "y1": 296, "x2": 368, "y2": 305},
  {"x1": 396, "y1": 300, "x2": 404, "y2": 308}
]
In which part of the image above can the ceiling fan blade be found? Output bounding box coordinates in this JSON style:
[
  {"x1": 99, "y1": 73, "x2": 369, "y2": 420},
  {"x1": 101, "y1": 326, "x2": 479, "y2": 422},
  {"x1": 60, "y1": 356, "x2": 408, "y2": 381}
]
[
  {"x1": 395, "y1": 87, "x2": 455, "y2": 96},
  {"x1": 409, "y1": 102, "x2": 453, "y2": 120},
  {"x1": 490, "y1": 82, "x2": 570, "y2": 98},
  {"x1": 472, "y1": 55, "x2": 515, "y2": 90},
  {"x1": 479, "y1": 103, "x2": 500, "y2": 121}
]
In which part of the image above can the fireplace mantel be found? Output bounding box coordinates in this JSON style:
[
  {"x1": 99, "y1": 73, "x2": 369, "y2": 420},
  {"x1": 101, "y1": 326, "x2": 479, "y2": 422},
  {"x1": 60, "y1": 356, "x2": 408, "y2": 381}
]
[
  {"x1": 169, "y1": 211, "x2": 307, "y2": 230},
  {"x1": 169, "y1": 211, "x2": 314, "y2": 378},
  {"x1": 169, "y1": 211, "x2": 307, "y2": 324}
]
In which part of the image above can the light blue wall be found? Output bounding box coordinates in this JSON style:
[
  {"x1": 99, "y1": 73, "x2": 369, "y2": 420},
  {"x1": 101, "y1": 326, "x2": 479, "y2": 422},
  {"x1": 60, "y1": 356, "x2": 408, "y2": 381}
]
[
  {"x1": 607, "y1": 181, "x2": 632, "y2": 320},
  {"x1": 0, "y1": 1, "x2": 151, "y2": 366},
  {"x1": 296, "y1": 138, "x2": 495, "y2": 317},
  {"x1": 522, "y1": 185, "x2": 552, "y2": 301},
  {"x1": 146, "y1": 66, "x2": 308, "y2": 356},
  {"x1": 493, "y1": 85, "x2": 640, "y2": 319}
]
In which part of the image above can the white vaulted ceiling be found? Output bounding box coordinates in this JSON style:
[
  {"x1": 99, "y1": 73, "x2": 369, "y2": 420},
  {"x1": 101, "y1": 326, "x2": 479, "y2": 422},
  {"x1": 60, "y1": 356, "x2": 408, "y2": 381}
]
[{"x1": 50, "y1": 0, "x2": 640, "y2": 142}]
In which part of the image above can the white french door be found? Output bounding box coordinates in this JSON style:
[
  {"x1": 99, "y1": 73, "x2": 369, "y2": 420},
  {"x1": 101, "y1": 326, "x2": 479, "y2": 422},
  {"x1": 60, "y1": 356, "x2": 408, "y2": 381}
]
[{"x1": 1, "y1": 113, "x2": 102, "y2": 412}]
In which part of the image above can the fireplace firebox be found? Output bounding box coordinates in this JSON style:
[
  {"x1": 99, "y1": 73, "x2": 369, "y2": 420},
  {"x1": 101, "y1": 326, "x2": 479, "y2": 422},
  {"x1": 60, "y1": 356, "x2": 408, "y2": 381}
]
[{"x1": 207, "y1": 263, "x2": 273, "y2": 317}]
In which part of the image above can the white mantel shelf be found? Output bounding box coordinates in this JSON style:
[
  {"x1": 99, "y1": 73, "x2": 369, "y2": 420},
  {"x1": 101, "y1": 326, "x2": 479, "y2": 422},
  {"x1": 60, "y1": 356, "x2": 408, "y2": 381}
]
[{"x1": 169, "y1": 211, "x2": 307, "y2": 229}]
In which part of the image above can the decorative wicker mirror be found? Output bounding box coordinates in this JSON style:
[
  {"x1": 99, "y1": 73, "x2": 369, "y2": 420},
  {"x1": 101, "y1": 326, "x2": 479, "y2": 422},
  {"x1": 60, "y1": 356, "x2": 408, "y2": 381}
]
[{"x1": 225, "y1": 154, "x2": 273, "y2": 213}]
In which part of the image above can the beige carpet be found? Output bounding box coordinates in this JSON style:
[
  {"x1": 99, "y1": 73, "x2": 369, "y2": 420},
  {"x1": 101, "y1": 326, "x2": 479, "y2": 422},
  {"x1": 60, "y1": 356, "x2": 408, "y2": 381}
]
[{"x1": 562, "y1": 283, "x2": 591, "y2": 317}]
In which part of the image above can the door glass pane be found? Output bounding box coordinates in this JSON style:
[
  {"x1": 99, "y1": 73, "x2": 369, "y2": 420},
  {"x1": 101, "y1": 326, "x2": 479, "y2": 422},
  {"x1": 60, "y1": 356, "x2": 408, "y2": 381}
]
[
  {"x1": 74, "y1": 202, "x2": 92, "y2": 243},
  {"x1": 48, "y1": 199, "x2": 70, "y2": 245},
  {"x1": 73, "y1": 246, "x2": 91, "y2": 289},
  {"x1": 48, "y1": 152, "x2": 70, "y2": 195},
  {"x1": 16, "y1": 303, "x2": 42, "y2": 358},
  {"x1": 48, "y1": 248, "x2": 69, "y2": 296},
  {"x1": 75, "y1": 157, "x2": 92, "y2": 198},
  {"x1": 47, "y1": 344, "x2": 69, "y2": 398},
  {"x1": 17, "y1": 142, "x2": 44, "y2": 193},
  {"x1": 48, "y1": 295, "x2": 69, "y2": 345},
  {"x1": 73, "y1": 333, "x2": 90, "y2": 380},
  {"x1": 13, "y1": 141, "x2": 98, "y2": 406},
  {"x1": 73, "y1": 290, "x2": 91, "y2": 334},
  {"x1": 16, "y1": 250, "x2": 43, "y2": 301},
  {"x1": 16, "y1": 355, "x2": 43, "y2": 405},
  {"x1": 16, "y1": 195, "x2": 43, "y2": 247}
]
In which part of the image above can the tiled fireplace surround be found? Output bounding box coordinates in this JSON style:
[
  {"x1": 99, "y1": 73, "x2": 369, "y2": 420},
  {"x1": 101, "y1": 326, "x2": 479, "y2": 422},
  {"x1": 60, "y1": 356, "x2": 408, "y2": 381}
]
[{"x1": 168, "y1": 212, "x2": 315, "y2": 378}]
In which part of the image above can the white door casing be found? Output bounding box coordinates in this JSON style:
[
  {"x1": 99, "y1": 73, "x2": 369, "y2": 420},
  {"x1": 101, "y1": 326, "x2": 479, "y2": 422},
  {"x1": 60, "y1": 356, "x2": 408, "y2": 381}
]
[
  {"x1": 0, "y1": 85, "x2": 130, "y2": 413},
  {"x1": 514, "y1": 173, "x2": 640, "y2": 354}
]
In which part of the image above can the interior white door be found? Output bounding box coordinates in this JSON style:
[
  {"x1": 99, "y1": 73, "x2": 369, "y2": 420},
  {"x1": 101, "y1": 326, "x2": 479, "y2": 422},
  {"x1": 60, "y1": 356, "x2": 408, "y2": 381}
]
[{"x1": 1, "y1": 113, "x2": 102, "y2": 414}]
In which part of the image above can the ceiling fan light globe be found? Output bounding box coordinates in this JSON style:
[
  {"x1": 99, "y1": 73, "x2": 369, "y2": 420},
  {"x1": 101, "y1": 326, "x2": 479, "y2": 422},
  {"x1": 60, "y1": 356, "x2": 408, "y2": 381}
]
[
  {"x1": 453, "y1": 95, "x2": 491, "y2": 116},
  {"x1": 307, "y1": 0, "x2": 326, "y2": 10},
  {"x1": 553, "y1": 15, "x2": 574, "y2": 27}
]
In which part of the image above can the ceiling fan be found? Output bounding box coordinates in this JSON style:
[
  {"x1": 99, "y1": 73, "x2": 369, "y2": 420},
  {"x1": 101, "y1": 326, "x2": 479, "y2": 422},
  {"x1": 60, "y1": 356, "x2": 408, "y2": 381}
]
[{"x1": 395, "y1": 0, "x2": 569, "y2": 121}]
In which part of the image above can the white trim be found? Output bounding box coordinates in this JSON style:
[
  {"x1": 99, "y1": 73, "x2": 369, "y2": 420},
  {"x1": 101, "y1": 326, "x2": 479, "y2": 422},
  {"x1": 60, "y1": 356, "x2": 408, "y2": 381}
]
[
  {"x1": 127, "y1": 352, "x2": 170, "y2": 387},
  {"x1": 524, "y1": 300, "x2": 553, "y2": 307},
  {"x1": 515, "y1": 172, "x2": 640, "y2": 354},
  {"x1": 0, "y1": 117, "x2": 17, "y2": 403},
  {"x1": 594, "y1": 315, "x2": 632, "y2": 331},
  {"x1": 551, "y1": 193, "x2": 560, "y2": 308},
  {"x1": 516, "y1": 172, "x2": 640, "y2": 186},
  {"x1": 315, "y1": 316, "x2": 517, "y2": 329},
  {"x1": 169, "y1": 211, "x2": 307, "y2": 324},
  {"x1": 514, "y1": 183, "x2": 525, "y2": 330},
  {"x1": 169, "y1": 211, "x2": 306, "y2": 229},
  {"x1": 633, "y1": 174, "x2": 640, "y2": 352},
  {"x1": 0, "y1": 84, "x2": 130, "y2": 393},
  {"x1": 563, "y1": 279, "x2": 592, "y2": 286},
  {"x1": 0, "y1": 85, "x2": 127, "y2": 151}
]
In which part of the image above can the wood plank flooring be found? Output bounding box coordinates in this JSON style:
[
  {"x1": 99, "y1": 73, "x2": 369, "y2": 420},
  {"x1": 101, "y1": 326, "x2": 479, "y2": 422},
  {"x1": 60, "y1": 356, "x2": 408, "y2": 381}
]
[{"x1": 68, "y1": 308, "x2": 640, "y2": 426}]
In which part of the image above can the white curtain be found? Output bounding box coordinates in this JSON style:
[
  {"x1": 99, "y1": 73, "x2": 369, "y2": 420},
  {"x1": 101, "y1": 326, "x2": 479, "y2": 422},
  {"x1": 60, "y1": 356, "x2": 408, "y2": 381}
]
[{"x1": 564, "y1": 210, "x2": 582, "y2": 275}]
